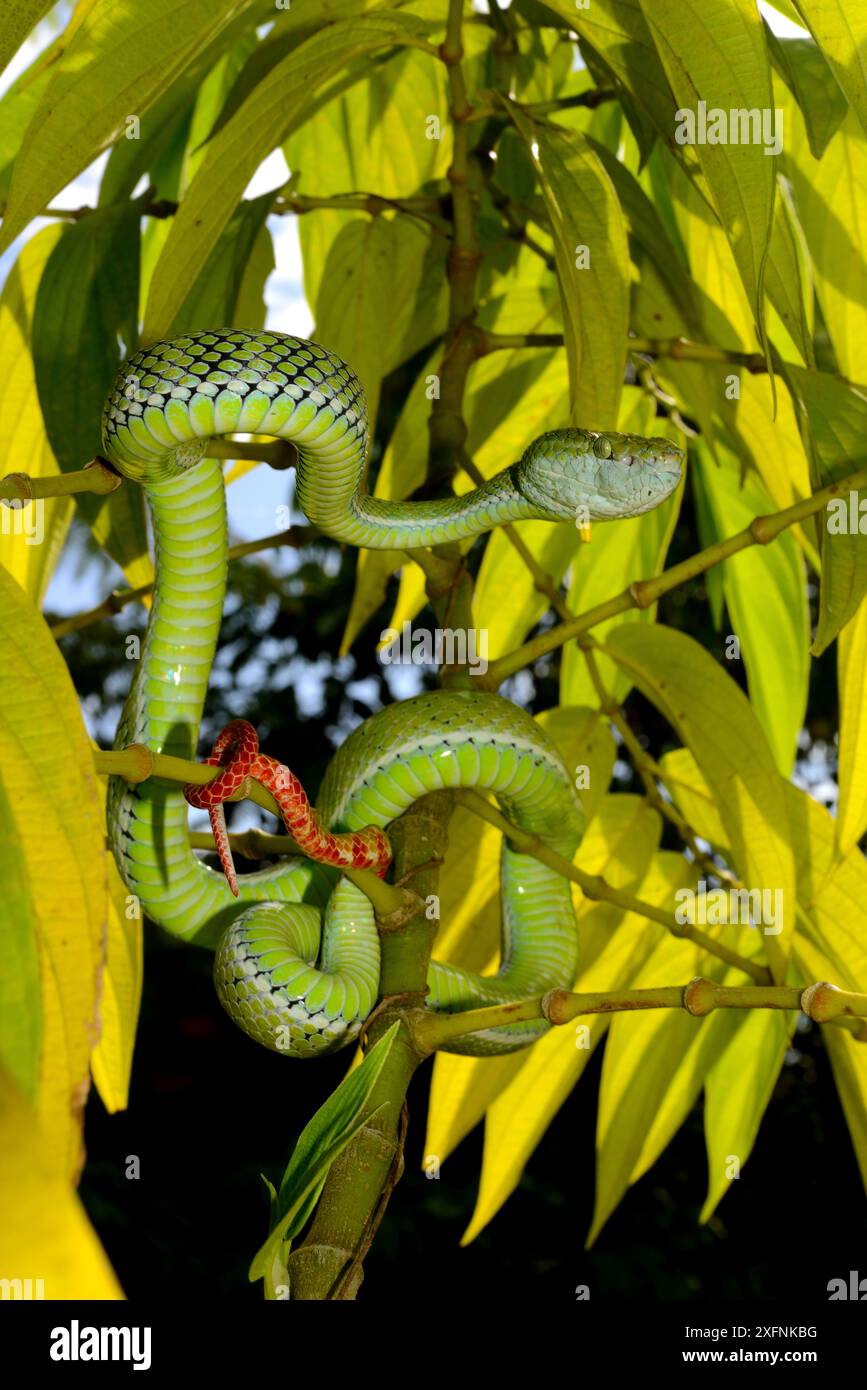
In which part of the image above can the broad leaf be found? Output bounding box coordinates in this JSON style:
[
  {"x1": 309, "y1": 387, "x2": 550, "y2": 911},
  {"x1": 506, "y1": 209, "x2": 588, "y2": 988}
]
[
  {"x1": 766, "y1": 31, "x2": 847, "y2": 159},
  {"x1": 0, "y1": 226, "x2": 71, "y2": 605},
  {"x1": 783, "y1": 365, "x2": 867, "y2": 653},
  {"x1": 692, "y1": 439, "x2": 809, "y2": 774},
  {"x1": 0, "y1": 1065, "x2": 122, "y2": 1298},
  {"x1": 426, "y1": 796, "x2": 660, "y2": 1214},
  {"x1": 31, "y1": 199, "x2": 152, "y2": 589},
  {"x1": 0, "y1": 0, "x2": 272, "y2": 254},
  {"x1": 144, "y1": 13, "x2": 433, "y2": 340},
  {"x1": 604, "y1": 624, "x2": 795, "y2": 976},
  {"x1": 637, "y1": 0, "x2": 776, "y2": 355},
  {"x1": 794, "y1": 0, "x2": 867, "y2": 141},
  {"x1": 0, "y1": 568, "x2": 106, "y2": 1177},
  {"x1": 458, "y1": 828, "x2": 669, "y2": 1244},
  {"x1": 837, "y1": 601, "x2": 867, "y2": 856},
  {"x1": 505, "y1": 100, "x2": 629, "y2": 428},
  {"x1": 701, "y1": 1007, "x2": 788, "y2": 1220}
]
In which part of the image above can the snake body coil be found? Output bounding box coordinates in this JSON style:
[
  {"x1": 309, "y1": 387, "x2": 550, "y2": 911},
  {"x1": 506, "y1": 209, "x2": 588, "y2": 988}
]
[{"x1": 103, "y1": 329, "x2": 681, "y2": 1057}]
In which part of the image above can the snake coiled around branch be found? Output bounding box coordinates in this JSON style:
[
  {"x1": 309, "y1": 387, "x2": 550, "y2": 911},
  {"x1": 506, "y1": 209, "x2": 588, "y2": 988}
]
[{"x1": 102, "y1": 329, "x2": 681, "y2": 1058}]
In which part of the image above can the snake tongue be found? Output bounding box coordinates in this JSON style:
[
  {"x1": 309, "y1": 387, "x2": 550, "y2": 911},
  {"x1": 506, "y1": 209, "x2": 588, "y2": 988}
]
[{"x1": 209, "y1": 802, "x2": 239, "y2": 896}]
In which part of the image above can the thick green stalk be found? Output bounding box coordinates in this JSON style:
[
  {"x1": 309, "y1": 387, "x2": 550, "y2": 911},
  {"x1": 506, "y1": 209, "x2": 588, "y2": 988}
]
[{"x1": 282, "y1": 793, "x2": 452, "y2": 1299}]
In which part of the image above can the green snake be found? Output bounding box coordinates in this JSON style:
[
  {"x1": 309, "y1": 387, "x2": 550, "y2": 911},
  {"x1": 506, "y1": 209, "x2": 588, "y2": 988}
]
[{"x1": 103, "y1": 329, "x2": 681, "y2": 1057}]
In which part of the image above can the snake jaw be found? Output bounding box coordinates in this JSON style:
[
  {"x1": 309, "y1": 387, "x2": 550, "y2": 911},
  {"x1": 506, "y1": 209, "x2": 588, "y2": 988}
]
[{"x1": 514, "y1": 428, "x2": 683, "y2": 521}]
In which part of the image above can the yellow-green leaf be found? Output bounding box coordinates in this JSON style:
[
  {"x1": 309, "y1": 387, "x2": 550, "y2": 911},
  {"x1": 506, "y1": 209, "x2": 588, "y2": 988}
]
[
  {"x1": 822, "y1": 1026, "x2": 867, "y2": 1194},
  {"x1": 0, "y1": 1065, "x2": 122, "y2": 1299},
  {"x1": 765, "y1": 176, "x2": 814, "y2": 366},
  {"x1": 794, "y1": 0, "x2": 867, "y2": 140},
  {"x1": 0, "y1": 2, "x2": 54, "y2": 81},
  {"x1": 783, "y1": 365, "x2": 867, "y2": 653},
  {"x1": 0, "y1": 225, "x2": 71, "y2": 605},
  {"x1": 345, "y1": 281, "x2": 563, "y2": 656},
  {"x1": 0, "y1": 567, "x2": 107, "y2": 1177},
  {"x1": 730, "y1": 373, "x2": 819, "y2": 568},
  {"x1": 781, "y1": 98, "x2": 867, "y2": 387},
  {"x1": 458, "y1": 828, "x2": 668, "y2": 1245},
  {"x1": 766, "y1": 31, "x2": 847, "y2": 159},
  {"x1": 637, "y1": 0, "x2": 775, "y2": 352},
  {"x1": 31, "y1": 201, "x2": 152, "y2": 590},
  {"x1": 144, "y1": 13, "x2": 432, "y2": 340},
  {"x1": 314, "y1": 215, "x2": 447, "y2": 438},
  {"x1": 692, "y1": 439, "x2": 809, "y2": 774},
  {"x1": 91, "y1": 855, "x2": 142, "y2": 1115},
  {"x1": 604, "y1": 623, "x2": 795, "y2": 974},
  {"x1": 0, "y1": 0, "x2": 267, "y2": 255},
  {"x1": 548, "y1": 0, "x2": 676, "y2": 147},
  {"x1": 701, "y1": 1007, "x2": 788, "y2": 1220},
  {"x1": 284, "y1": 45, "x2": 452, "y2": 309},
  {"x1": 590, "y1": 897, "x2": 751, "y2": 1244},
  {"x1": 505, "y1": 100, "x2": 629, "y2": 427},
  {"x1": 837, "y1": 601, "x2": 867, "y2": 856}
]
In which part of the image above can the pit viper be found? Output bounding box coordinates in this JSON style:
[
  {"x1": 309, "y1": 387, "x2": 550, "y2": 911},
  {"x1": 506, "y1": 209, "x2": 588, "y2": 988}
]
[{"x1": 103, "y1": 329, "x2": 682, "y2": 1057}]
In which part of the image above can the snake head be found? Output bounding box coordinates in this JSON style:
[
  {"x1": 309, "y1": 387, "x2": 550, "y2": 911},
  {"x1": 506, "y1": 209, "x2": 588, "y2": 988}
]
[{"x1": 513, "y1": 428, "x2": 683, "y2": 522}]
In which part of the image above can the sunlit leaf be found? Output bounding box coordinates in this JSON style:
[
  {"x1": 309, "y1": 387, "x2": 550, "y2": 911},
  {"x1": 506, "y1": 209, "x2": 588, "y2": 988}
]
[
  {"x1": 766, "y1": 30, "x2": 847, "y2": 159},
  {"x1": 169, "y1": 191, "x2": 273, "y2": 334},
  {"x1": 637, "y1": 0, "x2": 775, "y2": 354},
  {"x1": 783, "y1": 365, "x2": 867, "y2": 653},
  {"x1": 782, "y1": 99, "x2": 867, "y2": 386},
  {"x1": 144, "y1": 13, "x2": 434, "y2": 340},
  {"x1": 427, "y1": 796, "x2": 660, "y2": 1175},
  {"x1": 546, "y1": 0, "x2": 676, "y2": 151},
  {"x1": 0, "y1": 0, "x2": 273, "y2": 254},
  {"x1": 604, "y1": 624, "x2": 795, "y2": 975},
  {"x1": 31, "y1": 199, "x2": 152, "y2": 589},
  {"x1": 794, "y1": 0, "x2": 867, "y2": 141},
  {"x1": 459, "y1": 827, "x2": 669, "y2": 1244},
  {"x1": 0, "y1": 1065, "x2": 122, "y2": 1299},
  {"x1": 284, "y1": 45, "x2": 453, "y2": 309},
  {"x1": 0, "y1": 568, "x2": 106, "y2": 1177},
  {"x1": 506, "y1": 100, "x2": 629, "y2": 428},
  {"x1": 692, "y1": 439, "x2": 809, "y2": 774},
  {"x1": 91, "y1": 854, "x2": 142, "y2": 1115},
  {"x1": 837, "y1": 601, "x2": 867, "y2": 856},
  {"x1": 701, "y1": 1007, "x2": 788, "y2": 1220},
  {"x1": 0, "y1": 225, "x2": 71, "y2": 605}
]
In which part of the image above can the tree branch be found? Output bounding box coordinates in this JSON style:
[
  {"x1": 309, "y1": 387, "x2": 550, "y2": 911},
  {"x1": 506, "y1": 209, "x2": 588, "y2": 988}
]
[
  {"x1": 51, "y1": 525, "x2": 316, "y2": 638},
  {"x1": 0, "y1": 458, "x2": 121, "y2": 502},
  {"x1": 412, "y1": 977, "x2": 867, "y2": 1051}
]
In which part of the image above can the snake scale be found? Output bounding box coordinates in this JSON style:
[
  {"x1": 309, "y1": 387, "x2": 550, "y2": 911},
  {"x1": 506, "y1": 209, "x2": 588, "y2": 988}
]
[{"x1": 103, "y1": 329, "x2": 681, "y2": 1057}]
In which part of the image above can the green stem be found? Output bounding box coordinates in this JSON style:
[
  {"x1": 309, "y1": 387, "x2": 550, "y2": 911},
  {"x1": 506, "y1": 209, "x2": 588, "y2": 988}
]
[
  {"x1": 414, "y1": 978, "x2": 867, "y2": 1051},
  {"x1": 0, "y1": 458, "x2": 121, "y2": 501}
]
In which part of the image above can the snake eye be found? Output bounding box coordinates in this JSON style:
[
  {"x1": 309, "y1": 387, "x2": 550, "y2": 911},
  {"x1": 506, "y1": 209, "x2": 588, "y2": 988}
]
[{"x1": 592, "y1": 436, "x2": 613, "y2": 459}]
